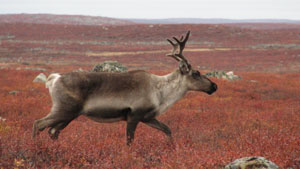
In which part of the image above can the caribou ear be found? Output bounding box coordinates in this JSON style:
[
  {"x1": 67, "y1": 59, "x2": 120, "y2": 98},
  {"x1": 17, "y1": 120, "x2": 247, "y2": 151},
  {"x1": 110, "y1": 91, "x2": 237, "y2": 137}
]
[{"x1": 179, "y1": 61, "x2": 191, "y2": 74}]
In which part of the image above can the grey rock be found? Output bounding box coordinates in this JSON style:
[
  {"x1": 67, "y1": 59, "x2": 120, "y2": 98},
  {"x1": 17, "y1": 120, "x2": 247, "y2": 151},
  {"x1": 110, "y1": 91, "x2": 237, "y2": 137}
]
[
  {"x1": 8, "y1": 90, "x2": 19, "y2": 95},
  {"x1": 225, "y1": 156, "x2": 279, "y2": 169},
  {"x1": 33, "y1": 73, "x2": 47, "y2": 83},
  {"x1": 0, "y1": 116, "x2": 6, "y2": 122},
  {"x1": 205, "y1": 70, "x2": 241, "y2": 81},
  {"x1": 73, "y1": 68, "x2": 86, "y2": 72},
  {"x1": 91, "y1": 61, "x2": 128, "y2": 73}
]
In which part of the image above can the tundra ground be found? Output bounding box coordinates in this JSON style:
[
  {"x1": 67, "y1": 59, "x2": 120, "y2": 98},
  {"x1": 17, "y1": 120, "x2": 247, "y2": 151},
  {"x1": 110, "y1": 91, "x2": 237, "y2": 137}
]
[{"x1": 0, "y1": 23, "x2": 300, "y2": 168}]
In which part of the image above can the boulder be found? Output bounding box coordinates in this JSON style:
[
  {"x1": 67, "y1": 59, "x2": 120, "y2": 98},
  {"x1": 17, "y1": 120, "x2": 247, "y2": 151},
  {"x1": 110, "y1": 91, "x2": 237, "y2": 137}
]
[
  {"x1": 91, "y1": 61, "x2": 128, "y2": 73},
  {"x1": 226, "y1": 71, "x2": 242, "y2": 81},
  {"x1": 0, "y1": 116, "x2": 6, "y2": 122},
  {"x1": 33, "y1": 73, "x2": 47, "y2": 83},
  {"x1": 205, "y1": 70, "x2": 227, "y2": 79},
  {"x1": 225, "y1": 156, "x2": 279, "y2": 169},
  {"x1": 205, "y1": 70, "x2": 241, "y2": 81},
  {"x1": 73, "y1": 68, "x2": 86, "y2": 72},
  {"x1": 8, "y1": 90, "x2": 19, "y2": 95}
]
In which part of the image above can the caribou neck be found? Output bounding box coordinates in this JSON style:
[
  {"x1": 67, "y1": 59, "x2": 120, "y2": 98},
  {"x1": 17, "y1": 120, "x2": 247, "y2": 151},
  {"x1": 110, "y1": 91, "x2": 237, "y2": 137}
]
[{"x1": 152, "y1": 69, "x2": 188, "y2": 113}]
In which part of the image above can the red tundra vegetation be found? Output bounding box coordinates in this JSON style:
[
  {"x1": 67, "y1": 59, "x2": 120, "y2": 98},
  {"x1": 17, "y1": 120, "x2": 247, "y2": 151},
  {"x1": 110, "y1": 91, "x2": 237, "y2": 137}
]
[{"x1": 0, "y1": 23, "x2": 300, "y2": 168}]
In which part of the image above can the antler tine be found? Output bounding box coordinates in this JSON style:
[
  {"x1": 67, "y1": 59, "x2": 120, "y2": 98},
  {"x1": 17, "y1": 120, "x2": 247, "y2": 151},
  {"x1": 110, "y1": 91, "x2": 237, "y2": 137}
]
[
  {"x1": 172, "y1": 31, "x2": 190, "y2": 62},
  {"x1": 179, "y1": 35, "x2": 184, "y2": 41},
  {"x1": 167, "y1": 39, "x2": 176, "y2": 47},
  {"x1": 166, "y1": 31, "x2": 191, "y2": 62},
  {"x1": 166, "y1": 39, "x2": 181, "y2": 61}
]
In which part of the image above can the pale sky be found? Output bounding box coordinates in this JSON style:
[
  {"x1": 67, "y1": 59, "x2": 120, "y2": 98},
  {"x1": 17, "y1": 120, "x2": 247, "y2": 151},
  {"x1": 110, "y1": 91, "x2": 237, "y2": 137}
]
[{"x1": 0, "y1": 0, "x2": 299, "y2": 20}]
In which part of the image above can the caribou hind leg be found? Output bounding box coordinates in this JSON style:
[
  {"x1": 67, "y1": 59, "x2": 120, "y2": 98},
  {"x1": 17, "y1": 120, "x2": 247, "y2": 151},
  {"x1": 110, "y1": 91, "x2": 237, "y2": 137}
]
[
  {"x1": 126, "y1": 120, "x2": 139, "y2": 145},
  {"x1": 32, "y1": 115, "x2": 60, "y2": 138},
  {"x1": 48, "y1": 121, "x2": 71, "y2": 140},
  {"x1": 32, "y1": 103, "x2": 81, "y2": 139}
]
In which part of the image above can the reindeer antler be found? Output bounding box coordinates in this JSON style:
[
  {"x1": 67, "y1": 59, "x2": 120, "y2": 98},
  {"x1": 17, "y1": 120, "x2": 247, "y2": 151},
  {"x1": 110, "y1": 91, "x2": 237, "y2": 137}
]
[{"x1": 166, "y1": 31, "x2": 190, "y2": 64}]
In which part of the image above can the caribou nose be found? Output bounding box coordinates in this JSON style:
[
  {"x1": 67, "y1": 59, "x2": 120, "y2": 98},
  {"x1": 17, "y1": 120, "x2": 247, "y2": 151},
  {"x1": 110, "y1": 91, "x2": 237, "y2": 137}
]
[
  {"x1": 208, "y1": 82, "x2": 217, "y2": 95},
  {"x1": 212, "y1": 83, "x2": 218, "y2": 91}
]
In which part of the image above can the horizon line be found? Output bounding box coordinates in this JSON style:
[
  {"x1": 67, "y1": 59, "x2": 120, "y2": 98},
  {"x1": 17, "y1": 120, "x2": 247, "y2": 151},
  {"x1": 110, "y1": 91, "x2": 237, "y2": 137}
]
[{"x1": 1, "y1": 13, "x2": 300, "y2": 22}]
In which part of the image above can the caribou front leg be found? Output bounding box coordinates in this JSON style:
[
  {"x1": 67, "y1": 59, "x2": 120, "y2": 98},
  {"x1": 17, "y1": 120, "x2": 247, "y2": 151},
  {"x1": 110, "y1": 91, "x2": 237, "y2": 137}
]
[{"x1": 143, "y1": 118, "x2": 172, "y2": 139}]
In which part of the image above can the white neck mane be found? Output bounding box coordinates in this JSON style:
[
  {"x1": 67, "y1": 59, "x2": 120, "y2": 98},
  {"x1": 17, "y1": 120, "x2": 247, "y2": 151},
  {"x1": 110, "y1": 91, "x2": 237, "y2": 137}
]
[{"x1": 151, "y1": 70, "x2": 188, "y2": 115}]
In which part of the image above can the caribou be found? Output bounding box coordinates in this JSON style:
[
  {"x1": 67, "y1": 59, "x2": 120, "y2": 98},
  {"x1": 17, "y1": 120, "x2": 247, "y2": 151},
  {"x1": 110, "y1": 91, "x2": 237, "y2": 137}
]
[{"x1": 32, "y1": 31, "x2": 217, "y2": 145}]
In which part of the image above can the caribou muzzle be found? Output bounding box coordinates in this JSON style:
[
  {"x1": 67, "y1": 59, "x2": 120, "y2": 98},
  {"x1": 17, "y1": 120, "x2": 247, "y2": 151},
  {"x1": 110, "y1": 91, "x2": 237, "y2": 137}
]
[{"x1": 207, "y1": 82, "x2": 218, "y2": 95}]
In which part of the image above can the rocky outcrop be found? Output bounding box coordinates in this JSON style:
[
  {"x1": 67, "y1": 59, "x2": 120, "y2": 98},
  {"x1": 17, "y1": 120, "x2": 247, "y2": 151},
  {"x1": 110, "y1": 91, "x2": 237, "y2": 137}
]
[
  {"x1": 0, "y1": 116, "x2": 6, "y2": 122},
  {"x1": 33, "y1": 73, "x2": 47, "y2": 83},
  {"x1": 91, "y1": 61, "x2": 128, "y2": 73},
  {"x1": 73, "y1": 68, "x2": 86, "y2": 72},
  {"x1": 225, "y1": 156, "x2": 279, "y2": 169},
  {"x1": 205, "y1": 70, "x2": 241, "y2": 81},
  {"x1": 8, "y1": 90, "x2": 19, "y2": 95}
]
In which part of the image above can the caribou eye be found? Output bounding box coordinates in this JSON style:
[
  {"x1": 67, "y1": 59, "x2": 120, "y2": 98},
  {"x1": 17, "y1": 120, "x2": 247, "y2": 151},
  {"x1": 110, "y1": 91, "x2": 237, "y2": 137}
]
[{"x1": 192, "y1": 71, "x2": 201, "y2": 79}]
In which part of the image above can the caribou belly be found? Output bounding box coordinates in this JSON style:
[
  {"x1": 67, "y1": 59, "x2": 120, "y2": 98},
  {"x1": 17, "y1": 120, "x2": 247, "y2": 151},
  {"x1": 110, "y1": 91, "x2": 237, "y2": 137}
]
[
  {"x1": 82, "y1": 98, "x2": 129, "y2": 123},
  {"x1": 82, "y1": 108, "x2": 127, "y2": 123},
  {"x1": 86, "y1": 116, "x2": 125, "y2": 123}
]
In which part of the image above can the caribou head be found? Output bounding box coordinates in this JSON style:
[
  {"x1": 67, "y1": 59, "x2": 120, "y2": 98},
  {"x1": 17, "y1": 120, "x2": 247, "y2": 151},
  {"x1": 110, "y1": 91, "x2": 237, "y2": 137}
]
[{"x1": 166, "y1": 31, "x2": 217, "y2": 94}]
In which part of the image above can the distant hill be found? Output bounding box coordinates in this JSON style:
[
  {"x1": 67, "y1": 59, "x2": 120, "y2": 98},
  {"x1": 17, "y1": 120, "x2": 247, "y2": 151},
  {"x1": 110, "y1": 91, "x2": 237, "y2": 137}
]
[
  {"x1": 1, "y1": 14, "x2": 299, "y2": 28},
  {"x1": 128, "y1": 18, "x2": 300, "y2": 24},
  {"x1": 0, "y1": 14, "x2": 134, "y2": 26}
]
